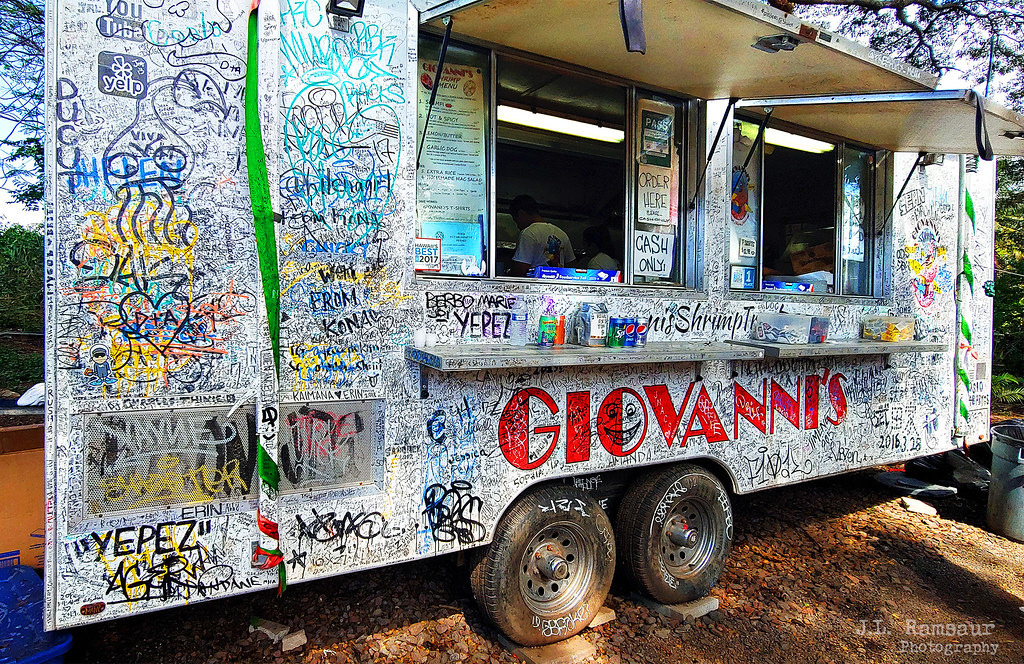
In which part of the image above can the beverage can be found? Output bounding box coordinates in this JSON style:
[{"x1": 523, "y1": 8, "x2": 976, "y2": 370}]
[
  {"x1": 555, "y1": 316, "x2": 565, "y2": 345},
  {"x1": 624, "y1": 317, "x2": 637, "y2": 347},
  {"x1": 538, "y1": 315, "x2": 557, "y2": 347},
  {"x1": 635, "y1": 317, "x2": 649, "y2": 347},
  {"x1": 607, "y1": 318, "x2": 625, "y2": 347}
]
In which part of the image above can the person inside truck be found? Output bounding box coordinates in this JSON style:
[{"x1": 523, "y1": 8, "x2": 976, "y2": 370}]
[
  {"x1": 508, "y1": 194, "x2": 576, "y2": 277},
  {"x1": 582, "y1": 223, "x2": 621, "y2": 272}
]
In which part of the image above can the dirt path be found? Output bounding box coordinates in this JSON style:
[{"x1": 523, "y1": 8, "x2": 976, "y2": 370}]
[{"x1": 68, "y1": 469, "x2": 1024, "y2": 664}]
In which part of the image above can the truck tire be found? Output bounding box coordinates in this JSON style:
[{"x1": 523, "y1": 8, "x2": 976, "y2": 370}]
[
  {"x1": 616, "y1": 463, "x2": 732, "y2": 605},
  {"x1": 470, "y1": 485, "x2": 615, "y2": 646}
]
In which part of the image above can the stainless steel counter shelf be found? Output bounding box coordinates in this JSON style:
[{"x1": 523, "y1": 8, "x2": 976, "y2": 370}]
[
  {"x1": 406, "y1": 341, "x2": 764, "y2": 372},
  {"x1": 725, "y1": 339, "x2": 948, "y2": 358}
]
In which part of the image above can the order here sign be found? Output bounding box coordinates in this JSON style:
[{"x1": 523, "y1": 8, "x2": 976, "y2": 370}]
[{"x1": 633, "y1": 230, "x2": 674, "y2": 278}]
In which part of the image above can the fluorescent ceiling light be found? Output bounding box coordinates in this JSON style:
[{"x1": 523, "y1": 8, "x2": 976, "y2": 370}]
[
  {"x1": 765, "y1": 128, "x2": 834, "y2": 153},
  {"x1": 498, "y1": 105, "x2": 625, "y2": 143},
  {"x1": 738, "y1": 121, "x2": 834, "y2": 153}
]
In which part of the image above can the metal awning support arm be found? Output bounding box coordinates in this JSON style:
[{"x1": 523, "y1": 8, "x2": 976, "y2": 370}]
[
  {"x1": 730, "y1": 107, "x2": 772, "y2": 196},
  {"x1": 882, "y1": 152, "x2": 925, "y2": 227},
  {"x1": 688, "y1": 97, "x2": 738, "y2": 211},
  {"x1": 416, "y1": 16, "x2": 454, "y2": 169}
]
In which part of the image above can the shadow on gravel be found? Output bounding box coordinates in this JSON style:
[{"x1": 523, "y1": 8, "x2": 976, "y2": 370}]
[
  {"x1": 733, "y1": 472, "x2": 895, "y2": 522},
  {"x1": 68, "y1": 556, "x2": 495, "y2": 664},
  {"x1": 66, "y1": 467, "x2": 1024, "y2": 664},
  {"x1": 872, "y1": 528, "x2": 1024, "y2": 638}
]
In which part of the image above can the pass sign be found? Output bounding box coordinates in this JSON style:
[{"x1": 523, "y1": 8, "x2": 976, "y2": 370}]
[{"x1": 414, "y1": 237, "x2": 441, "y2": 271}]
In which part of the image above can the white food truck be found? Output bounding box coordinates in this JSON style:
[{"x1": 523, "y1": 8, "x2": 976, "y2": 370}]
[{"x1": 44, "y1": 0, "x2": 1024, "y2": 645}]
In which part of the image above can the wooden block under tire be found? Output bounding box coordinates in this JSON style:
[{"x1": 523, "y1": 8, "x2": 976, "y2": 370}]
[
  {"x1": 587, "y1": 605, "x2": 616, "y2": 628},
  {"x1": 497, "y1": 634, "x2": 597, "y2": 664},
  {"x1": 631, "y1": 593, "x2": 719, "y2": 621}
]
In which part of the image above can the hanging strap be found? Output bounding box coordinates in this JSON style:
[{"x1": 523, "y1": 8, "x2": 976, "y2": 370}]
[
  {"x1": 619, "y1": 0, "x2": 646, "y2": 53},
  {"x1": 972, "y1": 91, "x2": 994, "y2": 162}
]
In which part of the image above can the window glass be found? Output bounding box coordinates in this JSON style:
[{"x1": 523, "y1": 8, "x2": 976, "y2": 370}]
[
  {"x1": 416, "y1": 37, "x2": 490, "y2": 276},
  {"x1": 495, "y1": 57, "x2": 626, "y2": 281},
  {"x1": 761, "y1": 127, "x2": 836, "y2": 294},
  {"x1": 632, "y1": 95, "x2": 686, "y2": 286},
  {"x1": 840, "y1": 146, "x2": 874, "y2": 295},
  {"x1": 729, "y1": 119, "x2": 761, "y2": 290},
  {"x1": 732, "y1": 115, "x2": 876, "y2": 296}
]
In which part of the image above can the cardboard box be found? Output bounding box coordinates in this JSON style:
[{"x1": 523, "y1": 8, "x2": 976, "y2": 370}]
[
  {"x1": 0, "y1": 423, "x2": 43, "y2": 453},
  {"x1": 0, "y1": 445, "x2": 45, "y2": 569},
  {"x1": 791, "y1": 241, "x2": 835, "y2": 274},
  {"x1": 751, "y1": 313, "x2": 830, "y2": 344}
]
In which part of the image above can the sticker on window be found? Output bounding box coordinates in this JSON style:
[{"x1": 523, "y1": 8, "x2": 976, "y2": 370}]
[
  {"x1": 731, "y1": 265, "x2": 756, "y2": 289},
  {"x1": 739, "y1": 237, "x2": 756, "y2": 258},
  {"x1": 414, "y1": 237, "x2": 442, "y2": 271}
]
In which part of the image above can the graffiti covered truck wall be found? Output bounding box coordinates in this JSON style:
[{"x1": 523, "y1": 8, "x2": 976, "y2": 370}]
[
  {"x1": 46, "y1": 0, "x2": 994, "y2": 630},
  {"x1": 45, "y1": 0, "x2": 418, "y2": 628}
]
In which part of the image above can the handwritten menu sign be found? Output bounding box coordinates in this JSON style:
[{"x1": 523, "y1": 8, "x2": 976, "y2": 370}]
[{"x1": 633, "y1": 230, "x2": 675, "y2": 278}]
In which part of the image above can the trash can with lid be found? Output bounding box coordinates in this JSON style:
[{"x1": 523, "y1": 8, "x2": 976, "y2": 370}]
[{"x1": 987, "y1": 423, "x2": 1024, "y2": 542}]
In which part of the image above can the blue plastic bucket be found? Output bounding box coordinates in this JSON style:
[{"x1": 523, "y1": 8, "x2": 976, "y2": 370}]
[{"x1": 0, "y1": 566, "x2": 72, "y2": 664}]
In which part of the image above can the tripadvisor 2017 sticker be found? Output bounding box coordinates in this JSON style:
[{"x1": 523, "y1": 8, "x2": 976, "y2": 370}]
[{"x1": 414, "y1": 237, "x2": 441, "y2": 271}]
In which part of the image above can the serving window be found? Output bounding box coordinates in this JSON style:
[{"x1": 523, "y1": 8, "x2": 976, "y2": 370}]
[
  {"x1": 416, "y1": 34, "x2": 699, "y2": 288},
  {"x1": 730, "y1": 114, "x2": 880, "y2": 296}
]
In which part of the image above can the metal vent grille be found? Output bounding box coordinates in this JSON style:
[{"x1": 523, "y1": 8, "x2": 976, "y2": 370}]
[
  {"x1": 278, "y1": 401, "x2": 380, "y2": 493},
  {"x1": 83, "y1": 406, "x2": 258, "y2": 516}
]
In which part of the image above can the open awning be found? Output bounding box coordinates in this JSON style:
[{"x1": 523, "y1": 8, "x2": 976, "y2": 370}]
[
  {"x1": 416, "y1": 0, "x2": 935, "y2": 100},
  {"x1": 737, "y1": 90, "x2": 1024, "y2": 157}
]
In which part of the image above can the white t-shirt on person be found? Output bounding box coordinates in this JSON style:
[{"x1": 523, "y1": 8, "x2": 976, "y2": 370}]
[
  {"x1": 587, "y1": 252, "x2": 620, "y2": 271},
  {"x1": 512, "y1": 223, "x2": 576, "y2": 269}
]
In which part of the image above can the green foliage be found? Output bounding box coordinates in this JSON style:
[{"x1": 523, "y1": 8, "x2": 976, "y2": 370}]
[
  {"x1": 0, "y1": 225, "x2": 42, "y2": 331},
  {"x1": 992, "y1": 373, "x2": 1024, "y2": 405},
  {"x1": 994, "y1": 158, "x2": 1024, "y2": 376},
  {"x1": 997, "y1": 158, "x2": 1024, "y2": 263},
  {"x1": 5, "y1": 134, "x2": 41, "y2": 210},
  {"x1": 793, "y1": 1, "x2": 1024, "y2": 112},
  {"x1": 0, "y1": 0, "x2": 44, "y2": 209},
  {"x1": 0, "y1": 342, "x2": 42, "y2": 392}
]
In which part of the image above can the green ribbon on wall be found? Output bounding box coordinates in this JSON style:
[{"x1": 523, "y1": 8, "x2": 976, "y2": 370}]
[
  {"x1": 246, "y1": 3, "x2": 281, "y2": 374},
  {"x1": 246, "y1": 0, "x2": 285, "y2": 595},
  {"x1": 257, "y1": 445, "x2": 280, "y2": 489}
]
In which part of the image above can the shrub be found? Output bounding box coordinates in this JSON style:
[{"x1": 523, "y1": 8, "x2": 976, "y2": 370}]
[{"x1": 0, "y1": 225, "x2": 43, "y2": 332}]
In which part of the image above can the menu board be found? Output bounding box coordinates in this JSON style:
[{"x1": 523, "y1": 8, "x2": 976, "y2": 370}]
[{"x1": 416, "y1": 61, "x2": 487, "y2": 275}]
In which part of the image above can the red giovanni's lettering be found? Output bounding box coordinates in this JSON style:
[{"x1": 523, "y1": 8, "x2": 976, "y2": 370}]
[
  {"x1": 498, "y1": 387, "x2": 560, "y2": 470},
  {"x1": 498, "y1": 377, "x2": 850, "y2": 470}
]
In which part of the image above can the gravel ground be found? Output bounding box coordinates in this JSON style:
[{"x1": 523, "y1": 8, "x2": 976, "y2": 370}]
[{"x1": 68, "y1": 468, "x2": 1024, "y2": 664}]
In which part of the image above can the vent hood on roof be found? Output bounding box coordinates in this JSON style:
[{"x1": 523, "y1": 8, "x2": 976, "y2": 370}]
[
  {"x1": 737, "y1": 90, "x2": 1024, "y2": 158},
  {"x1": 418, "y1": 0, "x2": 936, "y2": 101}
]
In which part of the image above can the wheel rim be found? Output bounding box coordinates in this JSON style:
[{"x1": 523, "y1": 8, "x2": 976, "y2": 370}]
[
  {"x1": 658, "y1": 496, "x2": 717, "y2": 580},
  {"x1": 518, "y1": 521, "x2": 594, "y2": 616}
]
